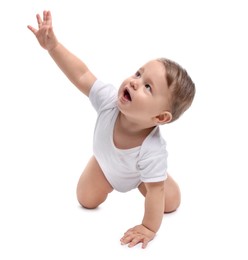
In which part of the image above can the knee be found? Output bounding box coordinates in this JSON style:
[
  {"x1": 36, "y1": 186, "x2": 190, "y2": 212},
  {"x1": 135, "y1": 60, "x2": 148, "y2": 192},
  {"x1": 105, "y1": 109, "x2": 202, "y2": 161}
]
[
  {"x1": 76, "y1": 187, "x2": 108, "y2": 209},
  {"x1": 76, "y1": 188, "x2": 97, "y2": 209},
  {"x1": 164, "y1": 191, "x2": 181, "y2": 213},
  {"x1": 77, "y1": 194, "x2": 98, "y2": 209},
  {"x1": 164, "y1": 181, "x2": 181, "y2": 213}
]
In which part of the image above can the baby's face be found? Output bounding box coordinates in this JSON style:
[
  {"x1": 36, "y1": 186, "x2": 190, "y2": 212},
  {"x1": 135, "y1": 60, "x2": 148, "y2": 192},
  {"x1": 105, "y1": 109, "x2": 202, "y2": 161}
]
[{"x1": 117, "y1": 60, "x2": 172, "y2": 126}]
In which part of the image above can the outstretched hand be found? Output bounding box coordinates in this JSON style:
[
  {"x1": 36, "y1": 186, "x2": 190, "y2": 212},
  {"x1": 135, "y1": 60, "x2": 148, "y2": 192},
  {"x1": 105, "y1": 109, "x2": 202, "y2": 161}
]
[
  {"x1": 120, "y1": 224, "x2": 156, "y2": 249},
  {"x1": 27, "y1": 10, "x2": 58, "y2": 51}
]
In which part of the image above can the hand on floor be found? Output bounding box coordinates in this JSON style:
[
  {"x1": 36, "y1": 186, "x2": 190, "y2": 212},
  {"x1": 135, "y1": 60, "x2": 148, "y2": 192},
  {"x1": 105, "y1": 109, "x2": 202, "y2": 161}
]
[{"x1": 120, "y1": 224, "x2": 156, "y2": 249}]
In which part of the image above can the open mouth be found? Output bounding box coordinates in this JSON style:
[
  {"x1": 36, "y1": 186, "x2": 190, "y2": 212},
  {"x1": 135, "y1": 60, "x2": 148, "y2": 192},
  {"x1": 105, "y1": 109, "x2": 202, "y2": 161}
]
[{"x1": 124, "y1": 88, "x2": 132, "y2": 101}]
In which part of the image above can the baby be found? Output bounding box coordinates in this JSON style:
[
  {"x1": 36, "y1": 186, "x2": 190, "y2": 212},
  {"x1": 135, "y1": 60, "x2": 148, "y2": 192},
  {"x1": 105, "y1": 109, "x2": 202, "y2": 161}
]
[{"x1": 28, "y1": 10, "x2": 195, "y2": 249}]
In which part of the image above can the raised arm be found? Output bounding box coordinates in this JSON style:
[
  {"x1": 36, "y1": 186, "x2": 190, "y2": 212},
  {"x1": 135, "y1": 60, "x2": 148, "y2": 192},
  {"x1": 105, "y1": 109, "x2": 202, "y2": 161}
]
[{"x1": 27, "y1": 10, "x2": 96, "y2": 96}]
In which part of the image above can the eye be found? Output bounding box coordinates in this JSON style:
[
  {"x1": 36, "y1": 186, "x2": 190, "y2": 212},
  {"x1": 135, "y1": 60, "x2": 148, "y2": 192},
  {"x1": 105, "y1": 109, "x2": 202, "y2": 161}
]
[
  {"x1": 135, "y1": 71, "x2": 141, "y2": 78},
  {"x1": 145, "y1": 84, "x2": 152, "y2": 92}
]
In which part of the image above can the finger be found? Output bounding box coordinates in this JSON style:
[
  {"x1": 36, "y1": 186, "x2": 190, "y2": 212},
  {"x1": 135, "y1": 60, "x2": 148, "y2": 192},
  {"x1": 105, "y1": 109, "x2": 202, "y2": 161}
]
[
  {"x1": 141, "y1": 238, "x2": 149, "y2": 249},
  {"x1": 128, "y1": 236, "x2": 143, "y2": 248},
  {"x1": 43, "y1": 10, "x2": 47, "y2": 24},
  {"x1": 46, "y1": 10, "x2": 52, "y2": 25},
  {"x1": 36, "y1": 14, "x2": 42, "y2": 28},
  {"x1": 27, "y1": 25, "x2": 37, "y2": 35},
  {"x1": 120, "y1": 233, "x2": 135, "y2": 245},
  {"x1": 124, "y1": 228, "x2": 135, "y2": 235},
  {"x1": 128, "y1": 238, "x2": 142, "y2": 247},
  {"x1": 121, "y1": 230, "x2": 136, "y2": 240}
]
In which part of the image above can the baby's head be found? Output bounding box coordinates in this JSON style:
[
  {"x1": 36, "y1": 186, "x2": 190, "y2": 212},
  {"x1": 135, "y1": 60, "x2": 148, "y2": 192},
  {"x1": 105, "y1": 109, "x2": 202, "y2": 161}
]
[
  {"x1": 157, "y1": 58, "x2": 195, "y2": 123},
  {"x1": 118, "y1": 58, "x2": 195, "y2": 125}
]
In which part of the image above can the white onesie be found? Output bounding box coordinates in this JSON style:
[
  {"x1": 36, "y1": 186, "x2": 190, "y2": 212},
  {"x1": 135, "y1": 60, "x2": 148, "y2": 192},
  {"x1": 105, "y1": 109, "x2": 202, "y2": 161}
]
[{"x1": 89, "y1": 80, "x2": 168, "y2": 192}]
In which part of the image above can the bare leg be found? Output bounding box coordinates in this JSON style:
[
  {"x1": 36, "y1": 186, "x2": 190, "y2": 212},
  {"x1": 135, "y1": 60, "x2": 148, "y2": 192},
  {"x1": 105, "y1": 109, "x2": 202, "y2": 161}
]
[
  {"x1": 138, "y1": 175, "x2": 181, "y2": 213},
  {"x1": 76, "y1": 156, "x2": 113, "y2": 209}
]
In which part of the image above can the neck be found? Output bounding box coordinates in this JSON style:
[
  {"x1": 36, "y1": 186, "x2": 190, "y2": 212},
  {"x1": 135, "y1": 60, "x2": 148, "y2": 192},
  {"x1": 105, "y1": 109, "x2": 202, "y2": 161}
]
[{"x1": 118, "y1": 112, "x2": 156, "y2": 136}]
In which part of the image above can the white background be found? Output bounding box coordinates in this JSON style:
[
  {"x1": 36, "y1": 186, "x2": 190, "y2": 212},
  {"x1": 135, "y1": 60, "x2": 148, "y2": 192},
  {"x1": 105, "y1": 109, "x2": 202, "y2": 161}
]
[{"x1": 0, "y1": 0, "x2": 248, "y2": 259}]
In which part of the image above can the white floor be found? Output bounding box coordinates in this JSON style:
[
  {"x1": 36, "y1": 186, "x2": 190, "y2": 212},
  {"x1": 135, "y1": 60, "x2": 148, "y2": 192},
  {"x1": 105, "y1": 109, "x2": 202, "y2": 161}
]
[{"x1": 1, "y1": 0, "x2": 248, "y2": 259}]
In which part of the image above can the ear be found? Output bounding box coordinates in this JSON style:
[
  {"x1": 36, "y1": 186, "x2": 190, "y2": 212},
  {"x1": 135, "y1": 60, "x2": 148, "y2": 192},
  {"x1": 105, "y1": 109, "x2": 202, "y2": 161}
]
[{"x1": 154, "y1": 111, "x2": 172, "y2": 125}]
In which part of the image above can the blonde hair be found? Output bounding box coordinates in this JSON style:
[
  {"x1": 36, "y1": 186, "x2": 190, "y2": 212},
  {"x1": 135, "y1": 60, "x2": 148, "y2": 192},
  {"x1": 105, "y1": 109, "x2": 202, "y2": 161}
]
[{"x1": 158, "y1": 58, "x2": 195, "y2": 122}]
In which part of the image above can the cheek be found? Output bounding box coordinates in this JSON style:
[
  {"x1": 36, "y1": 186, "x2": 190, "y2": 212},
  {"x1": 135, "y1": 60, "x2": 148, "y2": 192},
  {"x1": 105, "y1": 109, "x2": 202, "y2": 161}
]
[
  {"x1": 139, "y1": 97, "x2": 165, "y2": 115},
  {"x1": 118, "y1": 81, "x2": 128, "y2": 94},
  {"x1": 120, "y1": 79, "x2": 129, "y2": 87},
  {"x1": 134, "y1": 98, "x2": 155, "y2": 114},
  {"x1": 118, "y1": 83, "x2": 125, "y2": 95}
]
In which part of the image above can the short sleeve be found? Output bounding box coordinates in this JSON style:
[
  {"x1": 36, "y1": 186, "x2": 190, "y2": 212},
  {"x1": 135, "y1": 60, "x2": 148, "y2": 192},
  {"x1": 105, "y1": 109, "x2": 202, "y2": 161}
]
[
  {"x1": 89, "y1": 79, "x2": 117, "y2": 113},
  {"x1": 137, "y1": 127, "x2": 168, "y2": 183}
]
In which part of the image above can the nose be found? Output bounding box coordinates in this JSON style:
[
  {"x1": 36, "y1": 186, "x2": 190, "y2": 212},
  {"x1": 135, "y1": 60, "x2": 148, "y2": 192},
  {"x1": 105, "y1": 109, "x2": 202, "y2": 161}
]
[{"x1": 130, "y1": 79, "x2": 138, "y2": 90}]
